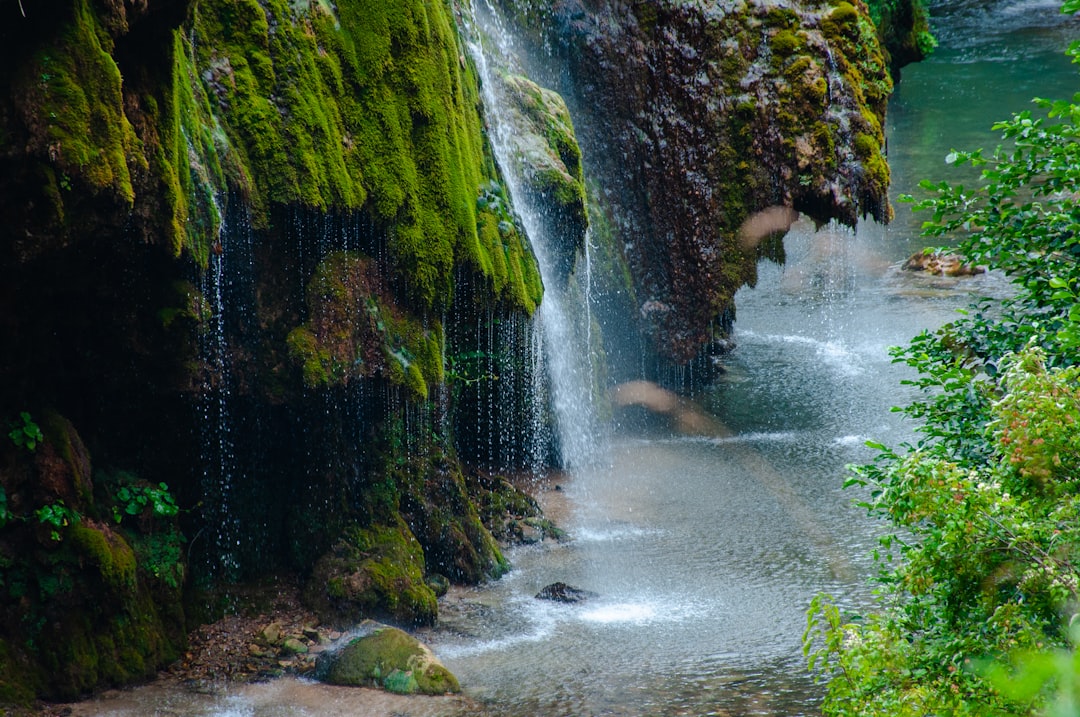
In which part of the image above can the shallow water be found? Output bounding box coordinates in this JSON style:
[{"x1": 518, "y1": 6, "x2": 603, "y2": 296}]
[{"x1": 61, "y1": 3, "x2": 1080, "y2": 716}]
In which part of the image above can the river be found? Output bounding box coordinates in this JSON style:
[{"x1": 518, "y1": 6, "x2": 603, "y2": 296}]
[{"x1": 62, "y1": 2, "x2": 1080, "y2": 716}]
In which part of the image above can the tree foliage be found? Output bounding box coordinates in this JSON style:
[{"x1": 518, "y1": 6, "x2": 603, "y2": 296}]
[{"x1": 805, "y1": 6, "x2": 1080, "y2": 714}]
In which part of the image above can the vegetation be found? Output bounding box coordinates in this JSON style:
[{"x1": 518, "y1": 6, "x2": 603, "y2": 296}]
[
  {"x1": 7, "y1": 412, "x2": 43, "y2": 452},
  {"x1": 806, "y1": 8, "x2": 1080, "y2": 714}
]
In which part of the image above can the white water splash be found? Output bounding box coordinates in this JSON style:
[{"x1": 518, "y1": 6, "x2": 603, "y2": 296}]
[{"x1": 465, "y1": 1, "x2": 604, "y2": 472}]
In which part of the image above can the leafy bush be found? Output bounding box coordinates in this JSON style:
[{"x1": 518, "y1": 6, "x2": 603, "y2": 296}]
[
  {"x1": 111, "y1": 482, "x2": 179, "y2": 524},
  {"x1": 805, "y1": 8, "x2": 1080, "y2": 715}
]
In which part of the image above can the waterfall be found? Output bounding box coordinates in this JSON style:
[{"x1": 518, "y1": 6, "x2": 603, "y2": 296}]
[
  {"x1": 196, "y1": 194, "x2": 250, "y2": 580},
  {"x1": 466, "y1": 1, "x2": 604, "y2": 472}
]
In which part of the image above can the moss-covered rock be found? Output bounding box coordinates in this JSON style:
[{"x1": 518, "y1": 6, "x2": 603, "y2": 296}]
[
  {"x1": 191, "y1": 0, "x2": 542, "y2": 314},
  {"x1": 303, "y1": 516, "x2": 438, "y2": 627},
  {"x1": 395, "y1": 451, "x2": 509, "y2": 584},
  {"x1": 316, "y1": 623, "x2": 460, "y2": 695},
  {"x1": 495, "y1": 73, "x2": 588, "y2": 285},
  {"x1": 284, "y1": 250, "x2": 443, "y2": 399},
  {"x1": 0, "y1": 419, "x2": 186, "y2": 703},
  {"x1": 863, "y1": 0, "x2": 935, "y2": 74},
  {"x1": 13, "y1": 0, "x2": 141, "y2": 209}
]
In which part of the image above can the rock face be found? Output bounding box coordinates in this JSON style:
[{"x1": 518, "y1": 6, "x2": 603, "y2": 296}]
[
  {"x1": 316, "y1": 624, "x2": 460, "y2": 695},
  {"x1": 864, "y1": 0, "x2": 935, "y2": 74},
  {"x1": 0, "y1": 0, "x2": 535, "y2": 702},
  {"x1": 494, "y1": 73, "x2": 589, "y2": 286},
  {"x1": 494, "y1": 0, "x2": 894, "y2": 370}
]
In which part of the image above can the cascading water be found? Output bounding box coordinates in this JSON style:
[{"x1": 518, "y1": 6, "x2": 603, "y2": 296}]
[
  {"x1": 196, "y1": 195, "x2": 248, "y2": 580},
  {"x1": 465, "y1": 1, "x2": 603, "y2": 473}
]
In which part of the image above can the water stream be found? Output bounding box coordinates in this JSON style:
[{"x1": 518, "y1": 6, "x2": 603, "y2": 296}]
[
  {"x1": 424, "y1": 4, "x2": 1080, "y2": 716},
  {"x1": 63, "y1": 2, "x2": 1080, "y2": 715}
]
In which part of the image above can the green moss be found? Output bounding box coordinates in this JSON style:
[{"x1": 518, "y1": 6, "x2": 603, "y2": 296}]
[
  {"x1": 189, "y1": 0, "x2": 540, "y2": 314},
  {"x1": 306, "y1": 517, "x2": 438, "y2": 626},
  {"x1": 0, "y1": 640, "x2": 40, "y2": 705},
  {"x1": 20, "y1": 0, "x2": 141, "y2": 207},
  {"x1": 287, "y1": 327, "x2": 334, "y2": 388},
  {"x1": 770, "y1": 29, "x2": 803, "y2": 58},
  {"x1": 151, "y1": 31, "x2": 231, "y2": 264},
  {"x1": 321, "y1": 626, "x2": 460, "y2": 694},
  {"x1": 764, "y1": 6, "x2": 798, "y2": 29},
  {"x1": 853, "y1": 132, "x2": 877, "y2": 159},
  {"x1": 69, "y1": 523, "x2": 137, "y2": 595},
  {"x1": 824, "y1": 2, "x2": 859, "y2": 36}
]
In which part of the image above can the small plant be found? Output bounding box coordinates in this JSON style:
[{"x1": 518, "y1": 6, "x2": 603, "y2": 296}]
[
  {"x1": 8, "y1": 412, "x2": 44, "y2": 452},
  {"x1": 34, "y1": 501, "x2": 79, "y2": 541},
  {"x1": 112, "y1": 482, "x2": 180, "y2": 524}
]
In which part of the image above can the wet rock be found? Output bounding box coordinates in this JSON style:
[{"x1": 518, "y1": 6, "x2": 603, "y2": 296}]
[
  {"x1": 259, "y1": 621, "x2": 284, "y2": 645},
  {"x1": 493, "y1": 73, "x2": 588, "y2": 286},
  {"x1": 518, "y1": 520, "x2": 544, "y2": 545},
  {"x1": 316, "y1": 623, "x2": 460, "y2": 695},
  {"x1": 281, "y1": 637, "x2": 309, "y2": 655},
  {"x1": 303, "y1": 518, "x2": 438, "y2": 628},
  {"x1": 496, "y1": 0, "x2": 894, "y2": 366},
  {"x1": 903, "y1": 251, "x2": 985, "y2": 277},
  {"x1": 535, "y1": 582, "x2": 598, "y2": 603},
  {"x1": 426, "y1": 573, "x2": 451, "y2": 598}
]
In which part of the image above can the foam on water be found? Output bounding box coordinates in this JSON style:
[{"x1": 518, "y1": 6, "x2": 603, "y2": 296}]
[
  {"x1": 578, "y1": 602, "x2": 658, "y2": 624},
  {"x1": 570, "y1": 524, "x2": 661, "y2": 543},
  {"x1": 739, "y1": 329, "x2": 866, "y2": 376}
]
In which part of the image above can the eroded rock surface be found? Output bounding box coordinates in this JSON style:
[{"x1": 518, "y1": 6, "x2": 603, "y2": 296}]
[{"x1": 494, "y1": 0, "x2": 894, "y2": 366}]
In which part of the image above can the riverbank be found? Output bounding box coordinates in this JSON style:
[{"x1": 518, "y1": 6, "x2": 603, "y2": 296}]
[
  {"x1": 11, "y1": 577, "x2": 475, "y2": 717},
  {"x1": 14, "y1": 474, "x2": 569, "y2": 717}
]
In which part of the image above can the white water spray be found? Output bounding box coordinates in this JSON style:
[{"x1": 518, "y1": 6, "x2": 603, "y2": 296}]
[{"x1": 466, "y1": 2, "x2": 603, "y2": 472}]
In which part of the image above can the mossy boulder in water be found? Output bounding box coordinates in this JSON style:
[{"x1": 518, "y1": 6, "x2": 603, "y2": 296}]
[{"x1": 316, "y1": 623, "x2": 460, "y2": 695}]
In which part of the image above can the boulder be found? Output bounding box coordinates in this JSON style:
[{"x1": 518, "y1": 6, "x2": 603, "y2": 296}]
[
  {"x1": 535, "y1": 582, "x2": 598, "y2": 603},
  {"x1": 316, "y1": 624, "x2": 460, "y2": 695}
]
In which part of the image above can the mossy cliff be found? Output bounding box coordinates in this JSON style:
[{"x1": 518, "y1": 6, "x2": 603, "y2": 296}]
[
  {"x1": 864, "y1": 0, "x2": 935, "y2": 74},
  {"x1": 494, "y1": 0, "x2": 895, "y2": 370},
  {"x1": 0, "y1": 0, "x2": 550, "y2": 703},
  {"x1": 0, "y1": 0, "x2": 914, "y2": 703}
]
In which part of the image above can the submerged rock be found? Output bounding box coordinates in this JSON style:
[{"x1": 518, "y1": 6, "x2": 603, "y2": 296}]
[
  {"x1": 316, "y1": 624, "x2": 460, "y2": 695},
  {"x1": 535, "y1": 582, "x2": 599, "y2": 603}
]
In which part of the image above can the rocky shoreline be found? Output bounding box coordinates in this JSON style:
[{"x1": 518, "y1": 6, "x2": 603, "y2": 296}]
[{"x1": 15, "y1": 579, "x2": 474, "y2": 717}]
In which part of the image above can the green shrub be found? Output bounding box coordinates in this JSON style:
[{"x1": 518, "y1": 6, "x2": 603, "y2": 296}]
[{"x1": 806, "y1": 11, "x2": 1080, "y2": 715}]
